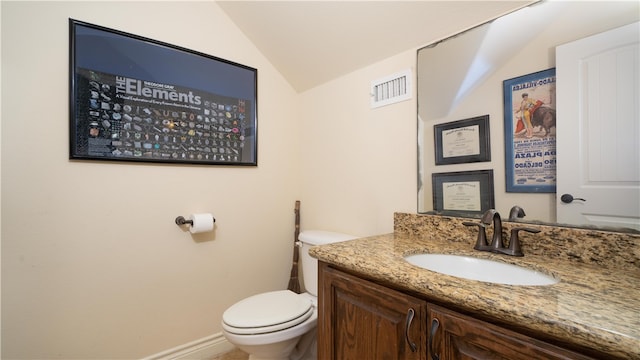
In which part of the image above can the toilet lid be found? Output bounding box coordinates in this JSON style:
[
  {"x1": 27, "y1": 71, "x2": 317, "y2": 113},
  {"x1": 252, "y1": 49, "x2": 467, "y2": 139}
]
[{"x1": 222, "y1": 290, "x2": 313, "y2": 333}]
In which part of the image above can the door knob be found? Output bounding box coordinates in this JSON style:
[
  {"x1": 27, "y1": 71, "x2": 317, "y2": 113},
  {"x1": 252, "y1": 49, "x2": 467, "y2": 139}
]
[{"x1": 560, "y1": 194, "x2": 586, "y2": 203}]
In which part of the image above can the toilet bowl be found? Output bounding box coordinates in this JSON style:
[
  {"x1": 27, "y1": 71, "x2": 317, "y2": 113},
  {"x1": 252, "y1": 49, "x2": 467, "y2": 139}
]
[
  {"x1": 222, "y1": 291, "x2": 317, "y2": 360},
  {"x1": 221, "y1": 230, "x2": 356, "y2": 360}
]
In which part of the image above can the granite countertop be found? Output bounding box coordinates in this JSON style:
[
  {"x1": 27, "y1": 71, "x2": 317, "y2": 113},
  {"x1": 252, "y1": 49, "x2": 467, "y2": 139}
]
[{"x1": 310, "y1": 232, "x2": 640, "y2": 359}]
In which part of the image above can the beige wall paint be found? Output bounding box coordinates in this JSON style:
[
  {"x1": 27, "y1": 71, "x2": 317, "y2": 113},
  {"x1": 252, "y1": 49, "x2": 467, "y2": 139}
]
[
  {"x1": 2, "y1": 1, "x2": 301, "y2": 358},
  {"x1": 3, "y1": 1, "x2": 421, "y2": 358},
  {"x1": 298, "y1": 52, "x2": 417, "y2": 236}
]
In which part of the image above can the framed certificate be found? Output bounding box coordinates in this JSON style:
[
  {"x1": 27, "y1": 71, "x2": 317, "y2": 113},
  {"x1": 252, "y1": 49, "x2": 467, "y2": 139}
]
[
  {"x1": 432, "y1": 170, "x2": 494, "y2": 215},
  {"x1": 434, "y1": 115, "x2": 490, "y2": 165}
]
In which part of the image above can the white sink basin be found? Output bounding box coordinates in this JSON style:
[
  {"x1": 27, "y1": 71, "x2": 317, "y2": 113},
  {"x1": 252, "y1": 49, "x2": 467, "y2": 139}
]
[{"x1": 404, "y1": 254, "x2": 558, "y2": 286}]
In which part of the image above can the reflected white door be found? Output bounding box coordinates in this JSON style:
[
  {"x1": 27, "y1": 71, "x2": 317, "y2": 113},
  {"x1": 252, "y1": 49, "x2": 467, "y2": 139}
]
[{"x1": 556, "y1": 22, "x2": 640, "y2": 230}]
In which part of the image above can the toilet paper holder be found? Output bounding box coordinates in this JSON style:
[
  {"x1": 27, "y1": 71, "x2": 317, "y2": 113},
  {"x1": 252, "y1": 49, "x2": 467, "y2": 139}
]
[{"x1": 175, "y1": 215, "x2": 216, "y2": 226}]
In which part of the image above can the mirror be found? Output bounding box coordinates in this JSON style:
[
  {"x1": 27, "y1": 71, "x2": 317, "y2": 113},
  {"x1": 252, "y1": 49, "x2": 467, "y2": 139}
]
[{"x1": 417, "y1": 0, "x2": 639, "y2": 228}]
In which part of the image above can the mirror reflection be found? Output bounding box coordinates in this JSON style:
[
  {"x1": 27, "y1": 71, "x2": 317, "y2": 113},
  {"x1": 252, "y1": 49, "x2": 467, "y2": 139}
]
[{"x1": 417, "y1": 0, "x2": 639, "y2": 231}]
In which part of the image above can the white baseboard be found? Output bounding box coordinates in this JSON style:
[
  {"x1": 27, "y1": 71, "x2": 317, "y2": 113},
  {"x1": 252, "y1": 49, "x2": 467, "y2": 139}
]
[{"x1": 143, "y1": 332, "x2": 235, "y2": 360}]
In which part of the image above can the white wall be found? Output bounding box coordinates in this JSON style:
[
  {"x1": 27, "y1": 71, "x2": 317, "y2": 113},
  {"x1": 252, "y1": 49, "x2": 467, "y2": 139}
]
[
  {"x1": 2, "y1": 1, "x2": 301, "y2": 358},
  {"x1": 298, "y1": 52, "x2": 417, "y2": 236}
]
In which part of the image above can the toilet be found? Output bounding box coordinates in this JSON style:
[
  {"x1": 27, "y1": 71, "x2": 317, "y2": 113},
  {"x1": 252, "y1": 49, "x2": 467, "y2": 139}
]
[{"x1": 221, "y1": 230, "x2": 357, "y2": 360}]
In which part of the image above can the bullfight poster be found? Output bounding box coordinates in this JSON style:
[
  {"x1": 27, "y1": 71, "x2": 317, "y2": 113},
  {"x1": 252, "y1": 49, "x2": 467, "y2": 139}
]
[{"x1": 503, "y1": 68, "x2": 556, "y2": 193}]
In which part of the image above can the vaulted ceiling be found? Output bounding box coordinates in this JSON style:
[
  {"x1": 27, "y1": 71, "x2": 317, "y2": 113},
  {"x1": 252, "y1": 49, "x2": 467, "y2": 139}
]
[{"x1": 216, "y1": 1, "x2": 536, "y2": 92}]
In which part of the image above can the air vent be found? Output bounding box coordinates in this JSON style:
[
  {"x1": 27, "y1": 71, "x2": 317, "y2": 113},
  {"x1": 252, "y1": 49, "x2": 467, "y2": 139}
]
[{"x1": 370, "y1": 69, "x2": 412, "y2": 109}]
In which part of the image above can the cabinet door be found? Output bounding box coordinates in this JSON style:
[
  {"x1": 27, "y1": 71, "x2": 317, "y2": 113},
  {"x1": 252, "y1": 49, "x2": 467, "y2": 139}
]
[
  {"x1": 427, "y1": 304, "x2": 594, "y2": 360},
  {"x1": 318, "y1": 262, "x2": 426, "y2": 360}
]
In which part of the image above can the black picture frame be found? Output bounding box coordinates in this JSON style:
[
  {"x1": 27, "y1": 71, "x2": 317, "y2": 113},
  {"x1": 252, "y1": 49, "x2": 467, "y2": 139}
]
[
  {"x1": 434, "y1": 115, "x2": 490, "y2": 165},
  {"x1": 432, "y1": 170, "x2": 494, "y2": 215},
  {"x1": 69, "y1": 19, "x2": 258, "y2": 166},
  {"x1": 503, "y1": 68, "x2": 556, "y2": 192}
]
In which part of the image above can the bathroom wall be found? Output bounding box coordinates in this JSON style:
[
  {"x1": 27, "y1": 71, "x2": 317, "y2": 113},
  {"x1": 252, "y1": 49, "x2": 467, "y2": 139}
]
[
  {"x1": 1, "y1": 1, "x2": 302, "y2": 358},
  {"x1": 298, "y1": 51, "x2": 418, "y2": 236},
  {"x1": 3, "y1": 1, "x2": 436, "y2": 358}
]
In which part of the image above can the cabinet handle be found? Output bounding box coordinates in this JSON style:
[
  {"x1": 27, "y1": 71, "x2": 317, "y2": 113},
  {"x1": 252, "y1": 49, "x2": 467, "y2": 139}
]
[
  {"x1": 405, "y1": 308, "x2": 417, "y2": 352},
  {"x1": 429, "y1": 318, "x2": 440, "y2": 360}
]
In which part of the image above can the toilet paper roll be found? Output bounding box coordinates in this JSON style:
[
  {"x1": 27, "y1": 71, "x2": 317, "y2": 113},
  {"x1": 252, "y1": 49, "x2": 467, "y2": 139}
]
[{"x1": 188, "y1": 213, "x2": 214, "y2": 233}]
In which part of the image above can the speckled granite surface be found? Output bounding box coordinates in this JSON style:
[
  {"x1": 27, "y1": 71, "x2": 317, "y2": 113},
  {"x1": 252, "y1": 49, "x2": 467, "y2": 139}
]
[
  {"x1": 393, "y1": 212, "x2": 640, "y2": 271},
  {"x1": 310, "y1": 213, "x2": 640, "y2": 359}
]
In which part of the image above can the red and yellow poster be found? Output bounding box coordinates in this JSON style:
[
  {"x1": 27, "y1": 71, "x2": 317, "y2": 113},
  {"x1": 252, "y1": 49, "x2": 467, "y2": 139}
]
[{"x1": 503, "y1": 68, "x2": 556, "y2": 193}]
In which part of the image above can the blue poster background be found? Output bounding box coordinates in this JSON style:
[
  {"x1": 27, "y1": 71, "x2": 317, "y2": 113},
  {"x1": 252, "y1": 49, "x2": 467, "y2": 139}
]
[
  {"x1": 73, "y1": 22, "x2": 256, "y2": 103},
  {"x1": 70, "y1": 20, "x2": 257, "y2": 165}
]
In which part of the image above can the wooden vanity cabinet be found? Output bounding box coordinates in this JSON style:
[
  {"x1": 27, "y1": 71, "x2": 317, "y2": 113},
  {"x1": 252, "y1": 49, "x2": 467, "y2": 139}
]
[
  {"x1": 318, "y1": 262, "x2": 427, "y2": 360},
  {"x1": 318, "y1": 262, "x2": 595, "y2": 360},
  {"x1": 428, "y1": 304, "x2": 594, "y2": 360}
]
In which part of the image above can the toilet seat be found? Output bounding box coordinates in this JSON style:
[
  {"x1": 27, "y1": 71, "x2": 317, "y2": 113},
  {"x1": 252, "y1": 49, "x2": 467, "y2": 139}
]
[{"x1": 222, "y1": 290, "x2": 314, "y2": 335}]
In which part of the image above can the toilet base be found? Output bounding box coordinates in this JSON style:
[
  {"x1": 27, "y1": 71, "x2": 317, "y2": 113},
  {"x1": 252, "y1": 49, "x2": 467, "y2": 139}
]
[
  {"x1": 233, "y1": 328, "x2": 317, "y2": 360},
  {"x1": 289, "y1": 329, "x2": 316, "y2": 360},
  {"x1": 235, "y1": 336, "x2": 299, "y2": 360}
]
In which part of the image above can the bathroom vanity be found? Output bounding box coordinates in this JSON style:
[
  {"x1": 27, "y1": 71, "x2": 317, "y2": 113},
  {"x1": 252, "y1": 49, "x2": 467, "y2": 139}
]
[{"x1": 311, "y1": 213, "x2": 640, "y2": 360}]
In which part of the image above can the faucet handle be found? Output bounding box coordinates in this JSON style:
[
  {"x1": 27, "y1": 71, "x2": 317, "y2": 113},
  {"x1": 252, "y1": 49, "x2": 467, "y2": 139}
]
[
  {"x1": 508, "y1": 205, "x2": 526, "y2": 221},
  {"x1": 506, "y1": 227, "x2": 541, "y2": 257},
  {"x1": 463, "y1": 221, "x2": 490, "y2": 251}
]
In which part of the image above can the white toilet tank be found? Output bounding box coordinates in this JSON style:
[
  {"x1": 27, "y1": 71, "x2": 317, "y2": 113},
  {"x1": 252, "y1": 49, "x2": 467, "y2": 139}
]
[{"x1": 298, "y1": 230, "x2": 357, "y2": 296}]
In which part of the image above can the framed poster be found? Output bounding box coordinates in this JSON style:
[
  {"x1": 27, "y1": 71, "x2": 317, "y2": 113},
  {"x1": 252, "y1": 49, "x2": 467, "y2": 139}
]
[
  {"x1": 434, "y1": 115, "x2": 490, "y2": 165},
  {"x1": 69, "y1": 19, "x2": 258, "y2": 165},
  {"x1": 432, "y1": 170, "x2": 494, "y2": 215},
  {"x1": 503, "y1": 68, "x2": 556, "y2": 192}
]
